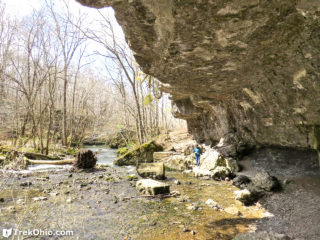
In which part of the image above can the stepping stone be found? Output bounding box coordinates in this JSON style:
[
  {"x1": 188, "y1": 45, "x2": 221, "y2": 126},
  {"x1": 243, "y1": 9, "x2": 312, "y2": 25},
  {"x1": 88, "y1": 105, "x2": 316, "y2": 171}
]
[
  {"x1": 136, "y1": 179, "x2": 170, "y2": 196},
  {"x1": 136, "y1": 162, "x2": 165, "y2": 180}
]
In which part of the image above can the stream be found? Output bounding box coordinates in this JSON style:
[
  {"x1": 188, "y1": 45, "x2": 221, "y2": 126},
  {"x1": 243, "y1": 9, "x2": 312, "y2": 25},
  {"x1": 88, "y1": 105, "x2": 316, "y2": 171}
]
[
  {"x1": 1, "y1": 146, "x2": 319, "y2": 239},
  {"x1": 27, "y1": 145, "x2": 135, "y2": 174},
  {"x1": 0, "y1": 146, "x2": 268, "y2": 239}
]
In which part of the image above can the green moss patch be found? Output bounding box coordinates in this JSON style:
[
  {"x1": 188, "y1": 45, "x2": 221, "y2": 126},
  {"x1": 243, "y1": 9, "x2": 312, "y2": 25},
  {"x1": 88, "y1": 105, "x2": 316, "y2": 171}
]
[{"x1": 113, "y1": 140, "x2": 163, "y2": 166}]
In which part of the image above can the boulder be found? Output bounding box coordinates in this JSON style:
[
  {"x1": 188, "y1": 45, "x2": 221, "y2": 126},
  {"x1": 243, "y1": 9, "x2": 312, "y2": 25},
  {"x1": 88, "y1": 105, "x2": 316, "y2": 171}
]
[
  {"x1": 200, "y1": 149, "x2": 223, "y2": 171},
  {"x1": 114, "y1": 140, "x2": 163, "y2": 166},
  {"x1": 225, "y1": 158, "x2": 240, "y2": 172},
  {"x1": 116, "y1": 147, "x2": 128, "y2": 156},
  {"x1": 106, "y1": 129, "x2": 136, "y2": 149},
  {"x1": 153, "y1": 151, "x2": 177, "y2": 162},
  {"x1": 233, "y1": 173, "x2": 280, "y2": 205},
  {"x1": 183, "y1": 145, "x2": 194, "y2": 155},
  {"x1": 165, "y1": 154, "x2": 193, "y2": 170},
  {"x1": 234, "y1": 189, "x2": 256, "y2": 206},
  {"x1": 200, "y1": 148, "x2": 239, "y2": 173},
  {"x1": 212, "y1": 166, "x2": 231, "y2": 180},
  {"x1": 193, "y1": 167, "x2": 213, "y2": 178},
  {"x1": 136, "y1": 162, "x2": 165, "y2": 180},
  {"x1": 252, "y1": 171, "x2": 280, "y2": 191},
  {"x1": 109, "y1": 137, "x2": 126, "y2": 149},
  {"x1": 232, "y1": 175, "x2": 251, "y2": 189},
  {"x1": 153, "y1": 151, "x2": 193, "y2": 170},
  {"x1": 136, "y1": 179, "x2": 170, "y2": 196},
  {"x1": 73, "y1": 149, "x2": 97, "y2": 169},
  {"x1": 82, "y1": 137, "x2": 106, "y2": 146}
]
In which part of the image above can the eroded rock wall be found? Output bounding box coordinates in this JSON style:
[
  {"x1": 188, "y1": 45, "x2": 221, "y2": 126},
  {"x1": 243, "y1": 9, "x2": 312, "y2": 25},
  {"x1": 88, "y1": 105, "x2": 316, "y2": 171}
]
[{"x1": 77, "y1": 0, "x2": 320, "y2": 154}]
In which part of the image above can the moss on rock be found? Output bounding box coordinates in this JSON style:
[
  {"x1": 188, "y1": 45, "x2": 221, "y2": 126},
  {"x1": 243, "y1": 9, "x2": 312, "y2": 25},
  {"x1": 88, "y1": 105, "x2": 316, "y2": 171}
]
[
  {"x1": 116, "y1": 147, "x2": 129, "y2": 156},
  {"x1": 113, "y1": 140, "x2": 163, "y2": 166},
  {"x1": 106, "y1": 129, "x2": 137, "y2": 149}
]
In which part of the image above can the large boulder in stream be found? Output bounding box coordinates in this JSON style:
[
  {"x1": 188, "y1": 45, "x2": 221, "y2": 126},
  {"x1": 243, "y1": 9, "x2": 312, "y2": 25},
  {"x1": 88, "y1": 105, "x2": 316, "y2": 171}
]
[
  {"x1": 113, "y1": 141, "x2": 163, "y2": 166},
  {"x1": 106, "y1": 129, "x2": 136, "y2": 149},
  {"x1": 73, "y1": 149, "x2": 97, "y2": 169},
  {"x1": 136, "y1": 162, "x2": 165, "y2": 180},
  {"x1": 136, "y1": 179, "x2": 170, "y2": 196}
]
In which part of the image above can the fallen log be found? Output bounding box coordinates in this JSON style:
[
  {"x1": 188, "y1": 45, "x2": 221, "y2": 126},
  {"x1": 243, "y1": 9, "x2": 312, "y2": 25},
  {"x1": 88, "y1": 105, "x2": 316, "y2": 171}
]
[
  {"x1": 26, "y1": 159, "x2": 74, "y2": 165},
  {"x1": 24, "y1": 152, "x2": 61, "y2": 160}
]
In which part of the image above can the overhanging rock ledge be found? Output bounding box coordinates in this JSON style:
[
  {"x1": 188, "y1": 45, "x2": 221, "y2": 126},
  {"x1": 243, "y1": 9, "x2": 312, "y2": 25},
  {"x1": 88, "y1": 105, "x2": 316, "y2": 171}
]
[{"x1": 77, "y1": 0, "x2": 320, "y2": 157}]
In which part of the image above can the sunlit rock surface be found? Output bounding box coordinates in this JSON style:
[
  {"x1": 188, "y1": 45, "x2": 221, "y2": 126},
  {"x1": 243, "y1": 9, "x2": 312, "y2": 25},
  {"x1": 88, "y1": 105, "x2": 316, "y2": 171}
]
[{"x1": 77, "y1": 0, "x2": 320, "y2": 154}]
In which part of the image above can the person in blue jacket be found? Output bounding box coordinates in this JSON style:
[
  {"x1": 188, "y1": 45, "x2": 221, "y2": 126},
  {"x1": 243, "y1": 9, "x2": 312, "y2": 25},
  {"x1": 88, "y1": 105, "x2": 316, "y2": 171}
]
[{"x1": 193, "y1": 144, "x2": 202, "y2": 166}]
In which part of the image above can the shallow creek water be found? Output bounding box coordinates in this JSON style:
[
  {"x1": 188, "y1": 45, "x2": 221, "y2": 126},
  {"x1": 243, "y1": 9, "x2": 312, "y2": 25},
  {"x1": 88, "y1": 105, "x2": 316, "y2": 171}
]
[
  {"x1": 27, "y1": 145, "x2": 135, "y2": 174},
  {"x1": 137, "y1": 171, "x2": 266, "y2": 240},
  {"x1": 0, "y1": 147, "x2": 268, "y2": 239}
]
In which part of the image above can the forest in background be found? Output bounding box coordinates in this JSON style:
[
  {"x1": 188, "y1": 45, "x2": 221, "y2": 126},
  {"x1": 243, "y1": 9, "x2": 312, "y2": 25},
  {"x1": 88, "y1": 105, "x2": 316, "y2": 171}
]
[{"x1": 0, "y1": 0, "x2": 185, "y2": 155}]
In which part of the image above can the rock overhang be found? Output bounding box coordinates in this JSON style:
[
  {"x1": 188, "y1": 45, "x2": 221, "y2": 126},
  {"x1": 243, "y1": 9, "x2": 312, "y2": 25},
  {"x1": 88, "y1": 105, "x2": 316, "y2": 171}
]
[{"x1": 77, "y1": 0, "x2": 320, "y2": 155}]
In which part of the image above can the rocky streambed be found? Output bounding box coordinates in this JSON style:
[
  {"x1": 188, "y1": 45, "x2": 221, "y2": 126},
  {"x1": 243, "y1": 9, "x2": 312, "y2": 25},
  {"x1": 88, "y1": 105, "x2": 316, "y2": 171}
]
[
  {"x1": 0, "y1": 145, "x2": 319, "y2": 239},
  {"x1": 0, "y1": 164, "x2": 268, "y2": 240}
]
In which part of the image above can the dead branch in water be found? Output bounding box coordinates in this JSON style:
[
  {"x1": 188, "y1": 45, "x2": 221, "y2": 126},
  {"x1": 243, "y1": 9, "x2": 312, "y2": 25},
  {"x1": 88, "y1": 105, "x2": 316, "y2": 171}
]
[{"x1": 26, "y1": 159, "x2": 74, "y2": 165}]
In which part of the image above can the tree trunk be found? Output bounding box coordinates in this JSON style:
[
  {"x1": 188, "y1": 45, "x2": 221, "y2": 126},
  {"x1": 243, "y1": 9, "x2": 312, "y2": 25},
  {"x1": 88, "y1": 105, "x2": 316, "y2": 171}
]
[{"x1": 62, "y1": 69, "x2": 68, "y2": 146}]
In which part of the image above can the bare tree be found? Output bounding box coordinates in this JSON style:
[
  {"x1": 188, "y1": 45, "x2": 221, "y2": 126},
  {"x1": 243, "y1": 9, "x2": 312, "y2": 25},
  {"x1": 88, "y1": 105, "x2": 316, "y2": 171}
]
[
  {"x1": 0, "y1": 1, "x2": 183, "y2": 154},
  {"x1": 46, "y1": 0, "x2": 86, "y2": 146}
]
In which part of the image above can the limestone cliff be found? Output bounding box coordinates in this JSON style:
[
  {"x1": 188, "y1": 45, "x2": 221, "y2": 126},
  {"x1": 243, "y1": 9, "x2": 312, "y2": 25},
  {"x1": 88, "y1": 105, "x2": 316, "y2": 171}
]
[{"x1": 77, "y1": 0, "x2": 320, "y2": 155}]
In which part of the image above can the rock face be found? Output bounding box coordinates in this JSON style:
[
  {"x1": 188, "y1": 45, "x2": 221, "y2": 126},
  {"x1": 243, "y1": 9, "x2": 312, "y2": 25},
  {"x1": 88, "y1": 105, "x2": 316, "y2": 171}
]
[
  {"x1": 77, "y1": 0, "x2": 320, "y2": 157},
  {"x1": 242, "y1": 146, "x2": 319, "y2": 176},
  {"x1": 136, "y1": 162, "x2": 165, "y2": 179}
]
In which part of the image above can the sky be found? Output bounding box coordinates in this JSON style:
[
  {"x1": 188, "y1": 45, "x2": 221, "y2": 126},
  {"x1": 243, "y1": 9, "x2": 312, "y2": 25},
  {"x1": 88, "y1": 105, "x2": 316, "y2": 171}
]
[
  {"x1": 2, "y1": 0, "x2": 41, "y2": 17},
  {"x1": 1, "y1": 0, "x2": 126, "y2": 78},
  {"x1": 3, "y1": 0, "x2": 98, "y2": 18},
  {"x1": 2, "y1": 0, "x2": 124, "y2": 38}
]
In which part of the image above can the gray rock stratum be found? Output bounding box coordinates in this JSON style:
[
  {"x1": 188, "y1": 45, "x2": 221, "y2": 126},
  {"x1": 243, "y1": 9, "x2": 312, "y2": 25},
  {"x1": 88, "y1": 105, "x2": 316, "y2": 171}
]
[{"x1": 77, "y1": 0, "x2": 320, "y2": 156}]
